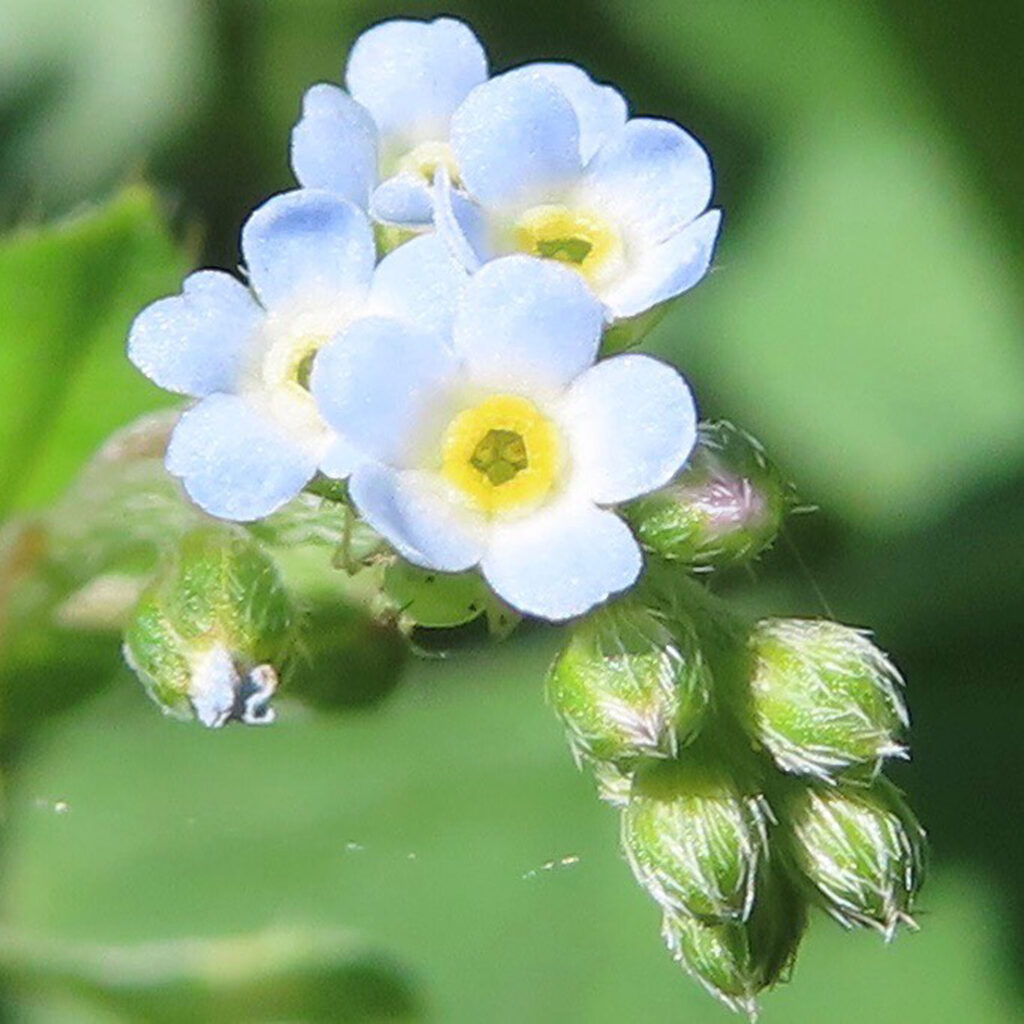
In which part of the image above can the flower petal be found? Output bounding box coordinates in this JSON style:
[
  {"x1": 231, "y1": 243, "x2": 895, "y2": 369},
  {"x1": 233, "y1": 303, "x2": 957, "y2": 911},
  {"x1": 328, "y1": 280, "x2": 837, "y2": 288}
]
[
  {"x1": 290, "y1": 84, "x2": 378, "y2": 206},
  {"x1": 579, "y1": 118, "x2": 713, "y2": 241},
  {"x1": 240, "y1": 190, "x2": 375, "y2": 312},
  {"x1": 603, "y1": 209, "x2": 722, "y2": 320},
  {"x1": 562, "y1": 354, "x2": 697, "y2": 505},
  {"x1": 350, "y1": 463, "x2": 485, "y2": 571},
  {"x1": 127, "y1": 271, "x2": 261, "y2": 398},
  {"x1": 319, "y1": 434, "x2": 365, "y2": 480},
  {"x1": 450, "y1": 71, "x2": 582, "y2": 209},
  {"x1": 482, "y1": 501, "x2": 642, "y2": 620},
  {"x1": 346, "y1": 17, "x2": 487, "y2": 147},
  {"x1": 369, "y1": 233, "x2": 469, "y2": 339},
  {"x1": 166, "y1": 394, "x2": 318, "y2": 521},
  {"x1": 369, "y1": 173, "x2": 434, "y2": 227},
  {"x1": 453, "y1": 255, "x2": 603, "y2": 393},
  {"x1": 512, "y1": 62, "x2": 628, "y2": 162},
  {"x1": 311, "y1": 316, "x2": 457, "y2": 466}
]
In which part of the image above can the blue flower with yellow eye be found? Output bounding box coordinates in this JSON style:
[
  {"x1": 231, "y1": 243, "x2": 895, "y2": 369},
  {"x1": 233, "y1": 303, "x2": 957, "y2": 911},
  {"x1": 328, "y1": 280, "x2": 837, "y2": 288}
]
[
  {"x1": 128, "y1": 189, "x2": 466, "y2": 520},
  {"x1": 310, "y1": 255, "x2": 698, "y2": 621}
]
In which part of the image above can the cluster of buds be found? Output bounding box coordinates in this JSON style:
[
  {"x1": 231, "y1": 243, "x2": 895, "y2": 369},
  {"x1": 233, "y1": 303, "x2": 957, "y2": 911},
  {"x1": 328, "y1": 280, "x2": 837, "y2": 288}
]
[{"x1": 548, "y1": 425, "x2": 925, "y2": 1016}]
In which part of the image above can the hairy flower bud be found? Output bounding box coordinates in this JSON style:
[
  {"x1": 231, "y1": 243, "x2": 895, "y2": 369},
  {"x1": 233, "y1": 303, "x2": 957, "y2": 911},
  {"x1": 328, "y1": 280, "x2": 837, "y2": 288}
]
[
  {"x1": 623, "y1": 421, "x2": 794, "y2": 571},
  {"x1": 748, "y1": 619, "x2": 908, "y2": 781},
  {"x1": 123, "y1": 528, "x2": 292, "y2": 727},
  {"x1": 547, "y1": 598, "x2": 712, "y2": 766},
  {"x1": 782, "y1": 778, "x2": 926, "y2": 939},
  {"x1": 662, "y1": 867, "x2": 807, "y2": 1017},
  {"x1": 622, "y1": 758, "x2": 770, "y2": 921}
]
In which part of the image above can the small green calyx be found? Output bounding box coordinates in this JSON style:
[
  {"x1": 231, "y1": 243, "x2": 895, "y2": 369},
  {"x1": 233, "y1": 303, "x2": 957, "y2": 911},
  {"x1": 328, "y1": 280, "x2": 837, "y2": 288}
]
[
  {"x1": 623, "y1": 757, "x2": 770, "y2": 922},
  {"x1": 534, "y1": 236, "x2": 593, "y2": 264},
  {"x1": 662, "y1": 866, "x2": 807, "y2": 1017},
  {"x1": 748, "y1": 618, "x2": 907, "y2": 782},
  {"x1": 470, "y1": 428, "x2": 529, "y2": 486},
  {"x1": 123, "y1": 527, "x2": 293, "y2": 727},
  {"x1": 783, "y1": 778, "x2": 925, "y2": 939},
  {"x1": 624, "y1": 421, "x2": 795, "y2": 572},
  {"x1": 546, "y1": 597, "x2": 712, "y2": 768}
]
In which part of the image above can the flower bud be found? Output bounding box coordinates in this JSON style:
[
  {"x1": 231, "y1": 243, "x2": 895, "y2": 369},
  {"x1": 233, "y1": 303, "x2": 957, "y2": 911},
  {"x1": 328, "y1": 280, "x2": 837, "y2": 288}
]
[
  {"x1": 623, "y1": 421, "x2": 794, "y2": 571},
  {"x1": 662, "y1": 867, "x2": 807, "y2": 1016},
  {"x1": 546, "y1": 599, "x2": 711, "y2": 766},
  {"x1": 622, "y1": 757, "x2": 770, "y2": 921},
  {"x1": 123, "y1": 528, "x2": 293, "y2": 727},
  {"x1": 782, "y1": 778, "x2": 926, "y2": 939},
  {"x1": 748, "y1": 619, "x2": 908, "y2": 781}
]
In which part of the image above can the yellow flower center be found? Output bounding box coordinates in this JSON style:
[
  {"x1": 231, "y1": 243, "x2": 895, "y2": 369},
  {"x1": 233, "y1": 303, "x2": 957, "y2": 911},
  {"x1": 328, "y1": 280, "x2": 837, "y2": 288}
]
[
  {"x1": 513, "y1": 204, "x2": 623, "y2": 285},
  {"x1": 397, "y1": 141, "x2": 462, "y2": 186},
  {"x1": 260, "y1": 332, "x2": 328, "y2": 437},
  {"x1": 441, "y1": 394, "x2": 561, "y2": 517}
]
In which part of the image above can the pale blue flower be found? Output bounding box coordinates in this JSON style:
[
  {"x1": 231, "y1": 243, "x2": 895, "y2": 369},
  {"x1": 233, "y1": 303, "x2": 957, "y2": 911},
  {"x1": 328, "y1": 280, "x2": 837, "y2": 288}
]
[
  {"x1": 310, "y1": 256, "x2": 698, "y2": 621},
  {"x1": 435, "y1": 68, "x2": 722, "y2": 322},
  {"x1": 128, "y1": 189, "x2": 466, "y2": 520},
  {"x1": 290, "y1": 17, "x2": 625, "y2": 233}
]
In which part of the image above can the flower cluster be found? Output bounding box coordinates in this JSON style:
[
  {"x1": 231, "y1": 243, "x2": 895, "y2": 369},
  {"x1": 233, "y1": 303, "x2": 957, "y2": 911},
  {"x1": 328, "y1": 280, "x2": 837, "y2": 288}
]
[
  {"x1": 120, "y1": 16, "x2": 925, "y2": 1016},
  {"x1": 129, "y1": 16, "x2": 719, "y2": 623}
]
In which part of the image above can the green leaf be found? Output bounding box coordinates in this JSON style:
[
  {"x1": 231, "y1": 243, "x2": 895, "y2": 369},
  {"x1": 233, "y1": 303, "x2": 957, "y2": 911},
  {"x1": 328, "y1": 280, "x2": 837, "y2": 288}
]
[
  {"x1": 0, "y1": 185, "x2": 190, "y2": 514},
  {"x1": 0, "y1": 924, "x2": 421, "y2": 1023}
]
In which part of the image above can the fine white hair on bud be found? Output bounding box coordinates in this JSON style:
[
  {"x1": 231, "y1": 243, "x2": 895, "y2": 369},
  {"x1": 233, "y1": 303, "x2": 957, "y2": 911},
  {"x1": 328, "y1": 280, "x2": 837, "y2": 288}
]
[
  {"x1": 122, "y1": 527, "x2": 293, "y2": 727},
  {"x1": 782, "y1": 778, "x2": 926, "y2": 940},
  {"x1": 661, "y1": 865, "x2": 807, "y2": 1018},
  {"x1": 624, "y1": 421, "x2": 795, "y2": 572},
  {"x1": 747, "y1": 619, "x2": 908, "y2": 783},
  {"x1": 547, "y1": 597, "x2": 712, "y2": 767},
  {"x1": 621, "y1": 757, "x2": 771, "y2": 922}
]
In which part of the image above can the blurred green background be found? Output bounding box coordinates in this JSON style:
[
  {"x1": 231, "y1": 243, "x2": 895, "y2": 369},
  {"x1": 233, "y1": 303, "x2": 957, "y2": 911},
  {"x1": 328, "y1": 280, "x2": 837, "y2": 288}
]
[{"x1": 1, "y1": 0, "x2": 1023, "y2": 1020}]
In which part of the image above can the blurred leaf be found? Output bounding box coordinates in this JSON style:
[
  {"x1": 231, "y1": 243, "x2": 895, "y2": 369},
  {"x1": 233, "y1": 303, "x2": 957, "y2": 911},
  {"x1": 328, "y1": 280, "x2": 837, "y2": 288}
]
[
  {"x1": 606, "y1": 0, "x2": 1024, "y2": 530},
  {"x1": 0, "y1": 186, "x2": 190, "y2": 514},
  {"x1": 0, "y1": 0, "x2": 209, "y2": 213},
  {"x1": 0, "y1": 924, "x2": 421, "y2": 1023}
]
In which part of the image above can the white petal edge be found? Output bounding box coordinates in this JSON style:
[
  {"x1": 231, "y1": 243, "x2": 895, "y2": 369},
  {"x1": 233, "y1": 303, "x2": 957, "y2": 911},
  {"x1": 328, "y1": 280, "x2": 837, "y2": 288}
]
[
  {"x1": 579, "y1": 117, "x2": 713, "y2": 242},
  {"x1": 603, "y1": 209, "x2": 722, "y2": 320},
  {"x1": 166, "y1": 394, "x2": 318, "y2": 521},
  {"x1": 240, "y1": 189, "x2": 375, "y2": 312},
  {"x1": 453, "y1": 255, "x2": 603, "y2": 394},
  {"x1": 346, "y1": 17, "x2": 488, "y2": 146},
  {"x1": 290, "y1": 83, "x2": 378, "y2": 206},
  {"x1": 310, "y1": 316, "x2": 457, "y2": 467},
  {"x1": 369, "y1": 233, "x2": 469, "y2": 340},
  {"x1": 127, "y1": 270, "x2": 261, "y2": 398},
  {"x1": 511, "y1": 62, "x2": 628, "y2": 162},
  {"x1": 350, "y1": 463, "x2": 485, "y2": 572},
  {"x1": 450, "y1": 71, "x2": 582, "y2": 209},
  {"x1": 481, "y1": 500, "x2": 642, "y2": 621},
  {"x1": 561, "y1": 354, "x2": 698, "y2": 505}
]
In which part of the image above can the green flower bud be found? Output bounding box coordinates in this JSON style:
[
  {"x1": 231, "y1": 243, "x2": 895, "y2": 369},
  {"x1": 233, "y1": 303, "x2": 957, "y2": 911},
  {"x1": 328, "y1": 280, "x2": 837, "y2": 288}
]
[
  {"x1": 623, "y1": 421, "x2": 794, "y2": 571},
  {"x1": 546, "y1": 598, "x2": 712, "y2": 766},
  {"x1": 748, "y1": 619, "x2": 908, "y2": 781},
  {"x1": 622, "y1": 758, "x2": 770, "y2": 921},
  {"x1": 783, "y1": 778, "x2": 926, "y2": 939},
  {"x1": 123, "y1": 528, "x2": 293, "y2": 727},
  {"x1": 662, "y1": 867, "x2": 807, "y2": 1017}
]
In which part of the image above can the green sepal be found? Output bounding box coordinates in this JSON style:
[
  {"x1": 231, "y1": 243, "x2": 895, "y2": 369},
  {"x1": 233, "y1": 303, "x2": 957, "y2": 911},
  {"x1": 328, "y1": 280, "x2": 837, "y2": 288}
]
[
  {"x1": 546, "y1": 596, "x2": 712, "y2": 766},
  {"x1": 599, "y1": 296, "x2": 679, "y2": 356},
  {"x1": 123, "y1": 526, "x2": 293, "y2": 727},
  {"x1": 780, "y1": 777, "x2": 926, "y2": 939},
  {"x1": 623, "y1": 421, "x2": 795, "y2": 571},
  {"x1": 622, "y1": 755, "x2": 771, "y2": 922},
  {"x1": 748, "y1": 618, "x2": 908, "y2": 782},
  {"x1": 662, "y1": 865, "x2": 808, "y2": 1018}
]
